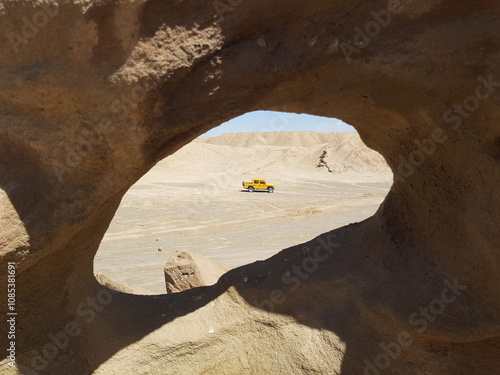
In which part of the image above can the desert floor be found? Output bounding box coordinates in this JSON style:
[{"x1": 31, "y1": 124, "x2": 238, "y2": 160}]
[{"x1": 94, "y1": 132, "x2": 393, "y2": 294}]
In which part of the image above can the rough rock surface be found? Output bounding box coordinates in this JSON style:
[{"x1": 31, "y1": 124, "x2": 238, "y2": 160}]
[
  {"x1": 0, "y1": 1, "x2": 499, "y2": 374},
  {"x1": 164, "y1": 251, "x2": 229, "y2": 294},
  {"x1": 95, "y1": 273, "x2": 154, "y2": 296}
]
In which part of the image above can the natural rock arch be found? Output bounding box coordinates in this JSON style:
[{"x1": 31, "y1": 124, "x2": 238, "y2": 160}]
[{"x1": 0, "y1": 0, "x2": 499, "y2": 374}]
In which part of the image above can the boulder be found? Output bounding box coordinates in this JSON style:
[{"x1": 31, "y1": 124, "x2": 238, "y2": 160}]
[{"x1": 164, "y1": 251, "x2": 229, "y2": 293}]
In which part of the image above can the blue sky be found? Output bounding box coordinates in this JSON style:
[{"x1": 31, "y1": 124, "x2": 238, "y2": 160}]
[{"x1": 203, "y1": 111, "x2": 355, "y2": 136}]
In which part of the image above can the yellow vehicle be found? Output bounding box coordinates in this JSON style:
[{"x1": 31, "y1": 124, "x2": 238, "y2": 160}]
[{"x1": 242, "y1": 178, "x2": 275, "y2": 193}]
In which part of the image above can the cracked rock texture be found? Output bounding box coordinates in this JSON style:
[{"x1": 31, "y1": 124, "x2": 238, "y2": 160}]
[{"x1": 0, "y1": 0, "x2": 499, "y2": 374}]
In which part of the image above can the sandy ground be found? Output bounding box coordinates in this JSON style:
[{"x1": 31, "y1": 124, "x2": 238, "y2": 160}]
[{"x1": 94, "y1": 132, "x2": 393, "y2": 294}]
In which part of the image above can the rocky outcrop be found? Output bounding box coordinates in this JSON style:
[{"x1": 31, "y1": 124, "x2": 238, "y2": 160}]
[
  {"x1": 164, "y1": 252, "x2": 229, "y2": 293},
  {"x1": 95, "y1": 273, "x2": 154, "y2": 296},
  {"x1": 0, "y1": 1, "x2": 499, "y2": 374}
]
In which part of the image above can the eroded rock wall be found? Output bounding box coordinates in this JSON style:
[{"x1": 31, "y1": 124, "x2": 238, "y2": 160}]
[{"x1": 0, "y1": 0, "x2": 499, "y2": 374}]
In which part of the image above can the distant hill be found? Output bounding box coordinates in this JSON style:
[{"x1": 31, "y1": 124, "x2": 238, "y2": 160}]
[
  {"x1": 147, "y1": 132, "x2": 391, "y2": 183},
  {"x1": 196, "y1": 131, "x2": 353, "y2": 148}
]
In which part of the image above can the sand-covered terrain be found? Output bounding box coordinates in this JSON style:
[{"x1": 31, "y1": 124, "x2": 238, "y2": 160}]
[{"x1": 94, "y1": 131, "x2": 392, "y2": 294}]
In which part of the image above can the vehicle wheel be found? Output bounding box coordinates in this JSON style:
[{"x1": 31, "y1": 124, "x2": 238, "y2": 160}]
[
  {"x1": 248, "y1": 186, "x2": 255, "y2": 192},
  {"x1": 268, "y1": 187, "x2": 274, "y2": 193}
]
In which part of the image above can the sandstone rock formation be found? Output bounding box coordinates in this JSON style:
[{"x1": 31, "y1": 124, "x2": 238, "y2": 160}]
[
  {"x1": 0, "y1": 1, "x2": 499, "y2": 374},
  {"x1": 164, "y1": 251, "x2": 229, "y2": 294},
  {"x1": 95, "y1": 273, "x2": 154, "y2": 296}
]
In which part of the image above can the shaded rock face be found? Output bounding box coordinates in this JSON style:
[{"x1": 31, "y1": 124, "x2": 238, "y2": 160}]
[
  {"x1": 95, "y1": 273, "x2": 154, "y2": 296},
  {"x1": 0, "y1": 0, "x2": 499, "y2": 374},
  {"x1": 164, "y1": 251, "x2": 229, "y2": 294}
]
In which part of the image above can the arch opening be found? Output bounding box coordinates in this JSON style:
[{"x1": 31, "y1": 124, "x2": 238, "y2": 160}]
[{"x1": 93, "y1": 111, "x2": 392, "y2": 295}]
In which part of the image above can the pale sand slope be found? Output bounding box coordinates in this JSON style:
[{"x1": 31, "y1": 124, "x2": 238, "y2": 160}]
[{"x1": 94, "y1": 132, "x2": 392, "y2": 294}]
